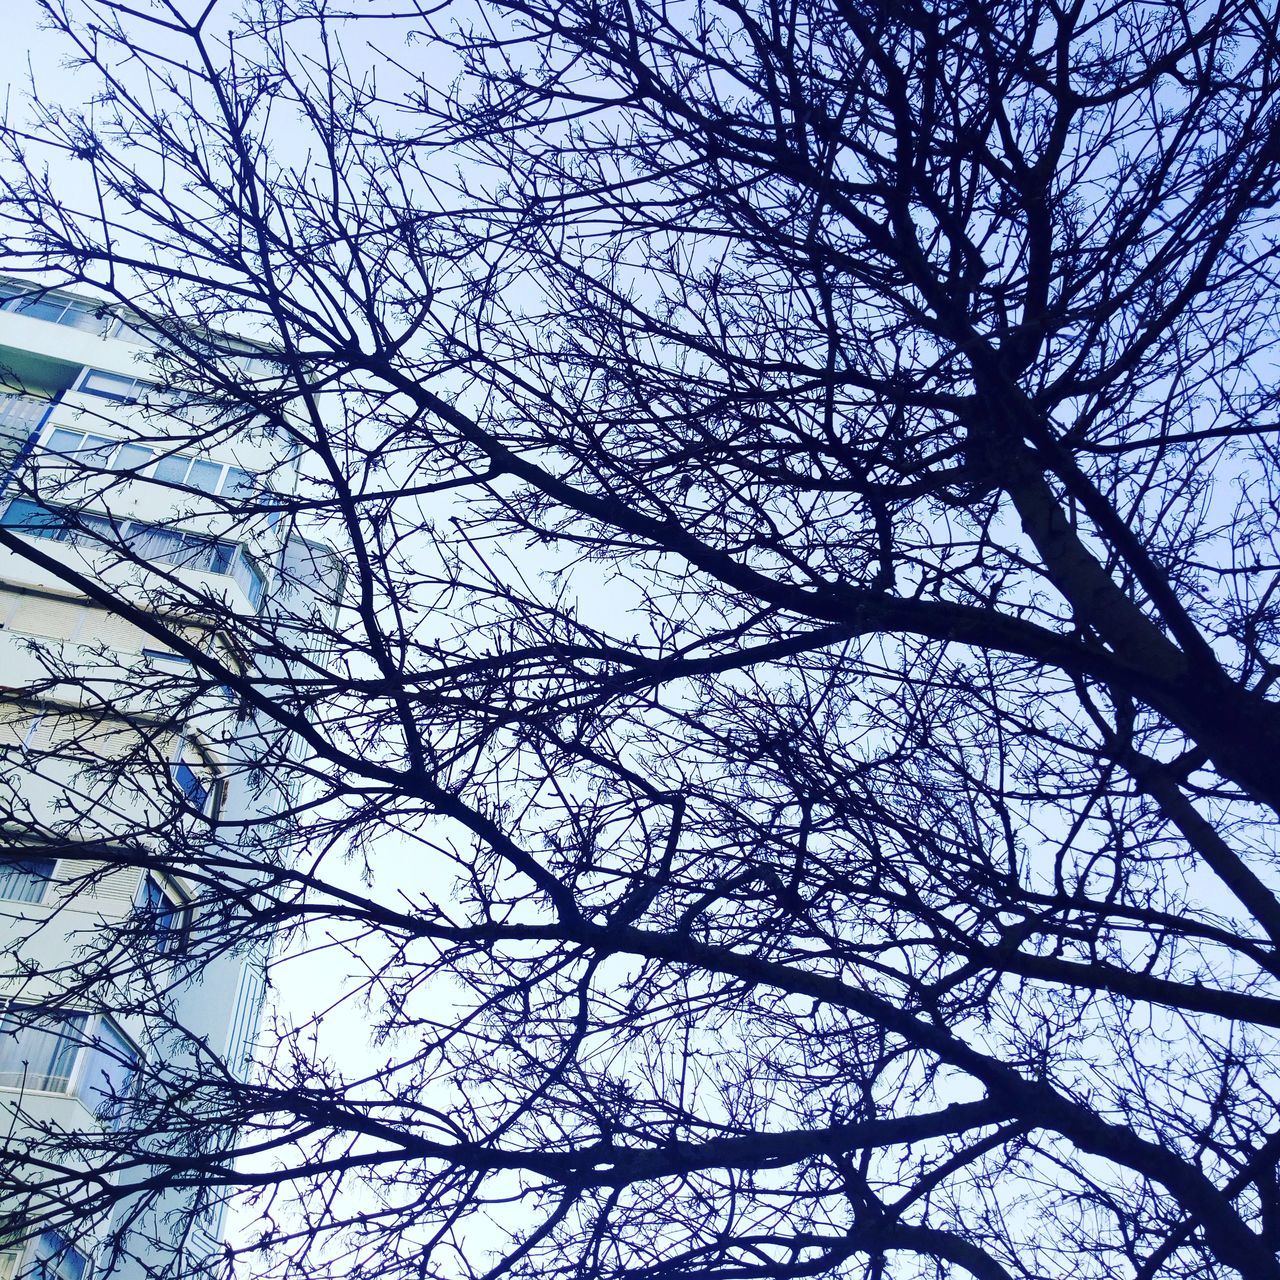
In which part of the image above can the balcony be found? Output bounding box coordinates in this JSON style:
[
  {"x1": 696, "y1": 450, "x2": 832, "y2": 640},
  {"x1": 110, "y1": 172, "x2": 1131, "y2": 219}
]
[
  {"x1": 0, "y1": 284, "x2": 112, "y2": 337},
  {"x1": 0, "y1": 285, "x2": 160, "y2": 389},
  {"x1": 0, "y1": 499, "x2": 266, "y2": 610},
  {"x1": 0, "y1": 393, "x2": 50, "y2": 435},
  {"x1": 0, "y1": 394, "x2": 50, "y2": 472},
  {"x1": 0, "y1": 282, "x2": 170, "y2": 350}
]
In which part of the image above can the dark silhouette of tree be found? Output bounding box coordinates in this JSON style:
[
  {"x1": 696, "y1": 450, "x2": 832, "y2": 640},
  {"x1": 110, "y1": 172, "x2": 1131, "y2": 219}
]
[{"x1": 3, "y1": 0, "x2": 1280, "y2": 1277}]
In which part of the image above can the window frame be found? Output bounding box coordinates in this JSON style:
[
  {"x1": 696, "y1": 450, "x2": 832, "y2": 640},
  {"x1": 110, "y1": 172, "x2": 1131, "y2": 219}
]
[
  {"x1": 0, "y1": 499, "x2": 118, "y2": 550},
  {"x1": 41, "y1": 428, "x2": 119, "y2": 466},
  {"x1": 1, "y1": 499, "x2": 267, "y2": 610},
  {"x1": 33, "y1": 426, "x2": 274, "y2": 524},
  {"x1": 0, "y1": 1004, "x2": 140, "y2": 1128},
  {"x1": 171, "y1": 735, "x2": 222, "y2": 819},
  {"x1": 172, "y1": 760, "x2": 213, "y2": 815},
  {"x1": 0, "y1": 855, "x2": 59, "y2": 905},
  {"x1": 75, "y1": 368, "x2": 150, "y2": 403},
  {"x1": 0, "y1": 285, "x2": 108, "y2": 336},
  {"x1": 141, "y1": 647, "x2": 193, "y2": 670},
  {"x1": 3, "y1": 1231, "x2": 91, "y2": 1280},
  {"x1": 122, "y1": 446, "x2": 257, "y2": 499},
  {"x1": 134, "y1": 873, "x2": 191, "y2": 957}
]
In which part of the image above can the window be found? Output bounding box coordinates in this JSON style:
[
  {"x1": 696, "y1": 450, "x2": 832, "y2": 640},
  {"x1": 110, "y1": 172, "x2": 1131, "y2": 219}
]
[
  {"x1": 77, "y1": 369, "x2": 150, "y2": 402},
  {"x1": 135, "y1": 875, "x2": 190, "y2": 956},
  {"x1": 0, "y1": 500, "x2": 114, "y2": 547},
  {"x1": 35, "y1": 431, "x2": 275, "y2": 520},
  {"x1": 107, "y1": 314, "x2": 166, "y2": 347},
  {"x1": 42, "y1": 428, "x2": 117, "y2": 464},
  {"x1": 172, "y1": 738, "x2": 223, "y2": 818},
  {"x1": 150, "y1": 452, "x2": 189, "y2": 486},
  {"x1": 196, "y1": 1195, "x2": 230, "y2": 1245},
  {"x1": 223, "y1": 466, "x2": 254, "y2": 498},
  {"x1": 27, "y1": 1232, "x2": 89, "y2": 1280},
  {"x1": 76, "y1": 1019, "x2": 139, "y2": 1126},
  {"x1": 112, "y1": 442, "x2": 154, "y2": 473},
  {"x1": 38, "y1": 429, "x2": 148, "y2": 475},
  {"x1": 144, "y1": 649, "x2": 237, "y2": 700},
  {"x1": 186, "y1": 458, "x2": 224, "y2": 492},
  {"x1": 0, "y1": 284, "x2": 106, "y2": 335},
  {"x1": 173, "y1": 761, "x2": 210, "y2": 812},
  {"x1": 34, "y1": 430, "x2": 153, "y2": 477},
  {"x1": 229, "y1": 547, "x2": 266, "y2": 606},
  {"x1": 0, "y1": 500, "x2": 267, "y2": 610},
  {"x1": 0, "y1": 1007, "x2": 138, "y2": 1127},
  {"x1": 0, "y1": 856, "x2": 56, "y2": 904},
  {"x1": 142, "y1": 648, "x2": 192, "y2": 669},
  {"x1": 126, "y1": 449, "x2": 259, "y2": 499},
  {"x1": 0, "y1": 1011, "x2": 85, "y2": 1093},
  {"x1": 1, "y1": 499, "x2": 70, "y2": 538},
  {"x1": 124, "y1": 522, "x2": 187, "y2": 564}
]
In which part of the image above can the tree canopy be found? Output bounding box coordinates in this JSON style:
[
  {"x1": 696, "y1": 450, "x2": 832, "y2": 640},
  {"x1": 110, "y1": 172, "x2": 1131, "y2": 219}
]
[{"x1": 5, "y1": 0, "x2": 1280, "y2": 1277}]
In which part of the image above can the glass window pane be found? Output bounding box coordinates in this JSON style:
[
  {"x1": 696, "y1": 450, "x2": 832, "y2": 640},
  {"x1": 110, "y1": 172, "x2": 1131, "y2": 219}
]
[
  {"x1": 14, "y1": 297, "x2": 72, "y2": 325},
  {"x1": 174, "y1": 762, "x2": 210, "y2": 812},
  {"x1": 0, "y1": 501, "x2": 67, "y2": 540},
  {"x1": 186, "y1": 459, "x2": 222, "y2": 493},
  {"x1": 137, "y1": 877, "x2": 162, "y2": 912},
  {"x1": 136, "y1": 876, "x2": 189, "y2": 956},
  {"x1": 112, "y1": 443, "x2": 153, "y2": 473},
  {"x1": 1, "y1": 499, "x2": 42, "y2": 529},
  {"x1": 232, "y1": 551, "x2": 265, "y2": 609},
  {"x1": 32, "y1": 1232, "x2": 88, "y2": 1280},
  {"x1": 56, "y1": 301, "x2": 105, "y2": 336},
  {"x1": 126, "y1": 523, "x2": 185, "y2": 563},
  {"x1": 159, "y1": 902, "x2": 189, "y2": 952},
  {"x1": 76, "y1": 1017, "x2": 138, "y2": 1125},
  {"x1": 222, "y1": 467, "x2": 254, "y2": 499},
  {"x1": 0, "y1": 1010, "x2": 87, "y2": 1093},
  {"x1": 74, "y1": 514, "x2": 114, "y2": 544},
  {"x1": 0, "y1": 857, "x2": 56, "y2": 904},
  {"x1": 14, "y1": 293, "x2": 102, "y2": 335},
  {"x1": 80, "y1": 435, "x2": 117, "y2": 465},
  {"x1": 151, "y1": 454, "x2": 190, "y2": 485},
  {"x1": 80, "y1": 369, "x2": 143, "y2": 401},
  {"x1": 142, "y1": 648, "x2": 192, "y2": 668},
  {"x1": 170, "y1": 535, "x2": 215, "y2": 571},
  {"x1": 43, "y1": 429, "x2": 84, "y2": 457},
  {"x1": 209, "y1": 541, "x2": 235, "y2": 574}
]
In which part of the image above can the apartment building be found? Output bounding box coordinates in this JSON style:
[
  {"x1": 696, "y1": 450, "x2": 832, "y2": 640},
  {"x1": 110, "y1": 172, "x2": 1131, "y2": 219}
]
[{"x1": 0, "y1": 281, "x2": 331, "y2": 1280}]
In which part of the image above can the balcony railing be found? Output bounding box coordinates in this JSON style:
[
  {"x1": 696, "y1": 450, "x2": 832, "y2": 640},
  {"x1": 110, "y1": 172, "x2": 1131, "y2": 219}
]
[{"x1": 0, "y1": 392, "x2": 50, "y2": 435}]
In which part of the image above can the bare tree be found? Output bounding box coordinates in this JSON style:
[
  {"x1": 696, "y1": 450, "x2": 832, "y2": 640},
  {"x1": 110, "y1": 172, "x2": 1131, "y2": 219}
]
[{"x1": 3, "y1": 0, "x2": 1280, "y2": 1277}]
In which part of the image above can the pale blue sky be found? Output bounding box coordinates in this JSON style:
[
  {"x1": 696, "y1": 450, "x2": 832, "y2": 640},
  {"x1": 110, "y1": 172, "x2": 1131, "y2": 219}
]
[{"x1": 5, "y1": 2, "x2": 65, "y2": 109}]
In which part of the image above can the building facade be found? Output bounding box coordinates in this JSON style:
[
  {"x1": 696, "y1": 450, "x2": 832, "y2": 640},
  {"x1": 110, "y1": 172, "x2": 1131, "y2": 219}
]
[{"x1": 0, "y1": 282, "x2": 326, "y2": 1280}]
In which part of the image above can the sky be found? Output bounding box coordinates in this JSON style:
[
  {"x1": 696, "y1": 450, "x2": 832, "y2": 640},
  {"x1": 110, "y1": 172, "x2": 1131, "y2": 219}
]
[{"x1": 5, "y1": 2, "x2": 65, "y2": 118}]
